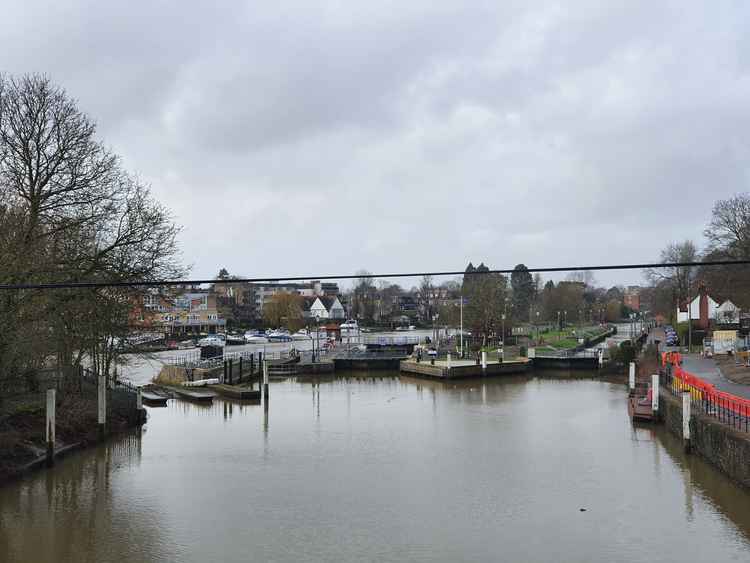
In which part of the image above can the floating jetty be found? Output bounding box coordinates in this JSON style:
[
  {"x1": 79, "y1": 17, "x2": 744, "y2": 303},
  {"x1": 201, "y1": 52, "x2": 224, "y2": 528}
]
[
  {"x1": 169, "y1": 387, "x2": 214, "y2": 403},
  {"x1": 208, "y1": 384, "x2": 261, "y2": 401},
  {"x1": 399, "y1": 358, "x2": 532, "y2": 379},
  {"x1": 141, "y1": 390, "x2": 169, "y2": 406}
]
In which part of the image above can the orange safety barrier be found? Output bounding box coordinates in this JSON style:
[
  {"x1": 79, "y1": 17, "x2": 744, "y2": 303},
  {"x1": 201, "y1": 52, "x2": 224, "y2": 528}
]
[{"x1": 663, "y1": 354, "x2": 750, "y2": 419}]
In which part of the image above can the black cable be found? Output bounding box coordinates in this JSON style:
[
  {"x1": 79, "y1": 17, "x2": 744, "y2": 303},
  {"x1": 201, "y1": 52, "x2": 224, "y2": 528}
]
[{"x1": 0, "y1": 259, "x2": 747, "y2": 291}]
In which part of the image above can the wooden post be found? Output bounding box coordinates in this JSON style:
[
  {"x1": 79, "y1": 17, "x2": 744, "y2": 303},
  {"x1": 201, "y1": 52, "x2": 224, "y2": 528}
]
[
  {"x1": 229, "y1": 359, "x2": 233, "y2": 385},
  {"x1": 263, "y1": 360, "x2": 269, "y2": 408},
  {"x1": 481, "y1": 351, "x2": 487, "y2": 370},
  {"x1": 137, "y1": 388, "x2": 143, "y2": 410},
  {"x1": 239, "y1": 357, "x2": 243, "y2": 381},
  {"x1": 629, "y1": 362, "x2": 636, "y2": 391},
  {"x1": 598, "y1": 348, "x2": 604, "y2": 369},
  {"x1": 682, "y1": 390, "x2": 691, "y2": 453},
  {"x1": 651, "y1": 373, "x2": 660, "y2": 416},
  {"x1": 46, "y1": 389, "x2": 56, "y2": 466},
  {"x1": 98, "y1": 374, "x2": 106, "y2": 436}
]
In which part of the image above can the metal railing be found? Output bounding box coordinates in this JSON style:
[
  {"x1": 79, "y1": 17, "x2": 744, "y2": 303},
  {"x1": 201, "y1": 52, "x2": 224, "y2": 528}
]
[{"x1": 661, "y1": 354, "x2": 750, "y2": 433}]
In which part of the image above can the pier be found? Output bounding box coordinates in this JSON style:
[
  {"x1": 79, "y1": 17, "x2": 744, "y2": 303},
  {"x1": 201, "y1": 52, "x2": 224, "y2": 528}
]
[{"x1": 399, "y1": 357, "x2": 532, "y2": 379}]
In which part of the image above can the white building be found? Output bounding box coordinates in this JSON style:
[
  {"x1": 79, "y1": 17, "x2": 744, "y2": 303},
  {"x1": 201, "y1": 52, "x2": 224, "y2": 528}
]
[
  {"x1": 715, "y1": 300, "x2": 741, "y2": 323},
  {"x1": 676, "y1": 294, "x2": 719, "y2": 324},
  {"x1": 304, "y1": 296, "x2": 346, "y2": 320}
]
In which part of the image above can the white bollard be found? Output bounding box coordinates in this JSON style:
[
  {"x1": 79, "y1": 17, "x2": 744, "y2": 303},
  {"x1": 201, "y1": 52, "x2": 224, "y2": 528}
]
[
  {"x1": 651, "y1": 373, "x2": 660, "y2": 414},
  {"x1": 528, "y1": 347, "x2": 536, "y2": 359},
  {"x1": 598, "y1": 349, "x2": 604, "y2": 368},
  {"x1": 682, "y1": 391, "x2": 691, "y2": 452},
  {"x1": 46, "y1": 389, "x2": 56, "y2": 465},
  {"x1": 481, "y1": 351, "x2": 487, "y2": 370},
  {"x1": 447, "y1": 353, "x2": 452, "y2": 370},
  {"x1": 629, "y1": 362, "x2": 636, "y2": 391},
  {"x1": 98, "y1": 375, "x2": 107, "y2": 431}
]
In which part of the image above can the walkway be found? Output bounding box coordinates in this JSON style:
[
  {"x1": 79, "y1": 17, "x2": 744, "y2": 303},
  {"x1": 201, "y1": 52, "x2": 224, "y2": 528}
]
[{"x1": 681, "y1": 354, "x2": 750, "y2": 401}]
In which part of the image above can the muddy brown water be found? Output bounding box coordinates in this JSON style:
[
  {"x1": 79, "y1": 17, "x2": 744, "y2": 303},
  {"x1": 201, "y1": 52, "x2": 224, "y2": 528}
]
[{"x1": 1, "y1": 372, "x2": 750, "y2": 563}]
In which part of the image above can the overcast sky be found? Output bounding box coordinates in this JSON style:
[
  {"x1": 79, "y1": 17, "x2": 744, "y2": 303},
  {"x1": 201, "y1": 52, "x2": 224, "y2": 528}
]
[{"x1": 3, "y1": 1, "x2": 749, "y2": 289}]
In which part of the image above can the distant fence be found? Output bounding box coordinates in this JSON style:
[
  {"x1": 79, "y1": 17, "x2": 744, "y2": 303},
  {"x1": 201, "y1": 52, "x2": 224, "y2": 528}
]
[{"x1": 661, "y1": 352, "x2": 750, "y2": 433}]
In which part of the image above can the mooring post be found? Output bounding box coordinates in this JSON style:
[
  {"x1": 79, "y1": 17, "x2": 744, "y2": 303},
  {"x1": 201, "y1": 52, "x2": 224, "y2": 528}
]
[
  {"x1": 263, "y1": 360, "x2": 269, "y2": 408},
  {"x1": 447, "y1": 353, "x2": 452, "y2": 372},
  {"x1": 239, "y1": 357, "x2": 243, "y2": 381},
  {"x1": 629, "y1": 362, "x2": 636, "y2": 392},
  {"x1": 46, "y1": 389, "x2": 56, "y2": 466},
  {"x1": 598, "y1": 348, "x2": 604, "y2": 369},
  {"x1": 229, "y1": 359, "x2": 233, "y2": 385},
  {"x1": 682, "y1": 390, "x2": 691, "y2": 453},
  {"x1": 651, "y1": 373, "x2": 660, "y2": 417},
  {"x1": 223, "y1": 360, "x2": 227, "y2": 384},
  {"x1": 98, "y1": 374, "x2": 107, "y2": 437},
  {"x1": 481, "y1": 351, "x2": 487, "y2": 371}
]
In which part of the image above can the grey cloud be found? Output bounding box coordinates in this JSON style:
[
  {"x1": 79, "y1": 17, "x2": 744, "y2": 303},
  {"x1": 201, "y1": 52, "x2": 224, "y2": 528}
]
[{"x1": 1, "y1": 1, "x2": 748, "y2": 287}]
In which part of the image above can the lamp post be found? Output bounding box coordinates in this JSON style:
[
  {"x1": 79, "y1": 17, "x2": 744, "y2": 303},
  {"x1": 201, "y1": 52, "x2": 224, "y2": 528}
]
[
  {"x1": 314, "y1": 314, "x2": 320, "y2": 363},
  {"x1": 460, "y1": 294, "x2": 464, "y2": 358}
]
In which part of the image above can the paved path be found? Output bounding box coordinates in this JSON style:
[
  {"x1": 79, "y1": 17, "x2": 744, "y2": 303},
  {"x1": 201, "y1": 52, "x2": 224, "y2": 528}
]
[{"x1": 681, "y1": 354, "x2": 750, "y2": 400}]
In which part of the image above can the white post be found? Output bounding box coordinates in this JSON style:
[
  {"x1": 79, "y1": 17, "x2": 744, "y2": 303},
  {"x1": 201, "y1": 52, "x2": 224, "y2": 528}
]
[
  {"x1": 651, "y1": 373, "x2": 660, "y2": 414},
  {"x1": 98, "y1": 375, "x2": 106, "y2": 433},
  {"x1": 628, "y1": 362, "x2": 636, "y2": 391},
  {"x1": 46, "y1": 389, "x2": 56, "y2": 465},
  {"x1": 598, "y1": 348, "x2": 604, "y2": 369},
  {"x1": 682, "y1": 391, "x2": 691, "y2": 452},
  {"x1": 481, "y1": 351, "x2": 487, "y2": 370},
  {"x1": 527, "y1": 347, "x2": 535, "y2": 359},
  {"x1": 447, "y1": 353, "x2": 452, "y2": 370}
]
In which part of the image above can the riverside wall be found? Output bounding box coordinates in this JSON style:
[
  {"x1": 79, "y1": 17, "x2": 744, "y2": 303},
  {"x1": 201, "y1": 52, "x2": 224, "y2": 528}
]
[{"x1": 659, "y1": 389, "x2": 750, "y2": 489}]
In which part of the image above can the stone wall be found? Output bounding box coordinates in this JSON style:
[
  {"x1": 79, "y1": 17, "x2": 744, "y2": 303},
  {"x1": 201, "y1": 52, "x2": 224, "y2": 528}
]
[{"x1": 659, "y1": 388, "x2": 750, "y2": 489}]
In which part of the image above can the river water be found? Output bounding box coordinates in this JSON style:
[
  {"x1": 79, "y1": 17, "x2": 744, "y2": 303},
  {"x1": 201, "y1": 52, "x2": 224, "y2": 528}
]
[{"x1": 2, "y1": 373, "x2": 750, "y2": 563}]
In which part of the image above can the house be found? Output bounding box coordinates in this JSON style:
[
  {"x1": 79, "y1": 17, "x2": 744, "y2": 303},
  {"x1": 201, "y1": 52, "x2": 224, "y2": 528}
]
[
  {"x1": 676, "y1": 284, "x2": 719, "y2": 329},
  {"x1": 715, "y1": 300, "x2": 740, "y2": 324},
  {"x1": 138, "y1": 289, "x2": 226, "y2": 335},
  {"x1": 304, "y1": 296, "x2": 346, "y2": 320}
]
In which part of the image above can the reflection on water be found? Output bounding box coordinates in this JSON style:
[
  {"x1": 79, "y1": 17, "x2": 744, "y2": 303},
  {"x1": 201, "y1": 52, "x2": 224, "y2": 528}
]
[{"x1": 1, "y1": 372, "x2": 750, "y2": 563}]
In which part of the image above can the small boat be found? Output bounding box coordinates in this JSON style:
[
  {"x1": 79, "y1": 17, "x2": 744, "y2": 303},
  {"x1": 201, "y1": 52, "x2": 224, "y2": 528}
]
[
  {"x1": 267, "y1": 330, "x2": 293, "y2": 342},
  {"x1": 225, "y1": 334, "x2": 246, "y2": 346},
  {"x1": 177, "y1": 340, "x2": 195, "y2": 349},
  {"x1": 292, "y1": 329, "x2": 312, "y2": 341},
  {"x1": 339, "y1": 320, "x2": 359, "y2": 334},
  {"x1": 244, "y1": 334, "x2": 269, "y2": 344},
  {"x1": 628, "y1": 387, "x2": 656, "y2": 421},
  {"x1": 395, "y1": 325, "x2": 416, "y2": 332},
  {"x1": 141, "y1": 390, "x2": 168, "y2": 406},
  {"x1": 197, "y1": 335, "x2": 225, "y2": 348}
]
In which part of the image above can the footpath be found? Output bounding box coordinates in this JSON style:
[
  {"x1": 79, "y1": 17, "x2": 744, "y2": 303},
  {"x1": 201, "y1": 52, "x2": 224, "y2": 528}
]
[{"x1": 681, "y1": 354, "x2": 750, "y2": 401}]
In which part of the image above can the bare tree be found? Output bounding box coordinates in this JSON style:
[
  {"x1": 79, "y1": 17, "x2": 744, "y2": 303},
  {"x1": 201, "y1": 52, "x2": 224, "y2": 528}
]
[
  {"x1": 704, "y1": 193, "x2": 750, "y2": 258},
  {"x1": 0, "y1": 74, "x2": 183, "y2": 379},
  {"x1": 643, "y1": 240, "x2": 698, "y2": 323}
]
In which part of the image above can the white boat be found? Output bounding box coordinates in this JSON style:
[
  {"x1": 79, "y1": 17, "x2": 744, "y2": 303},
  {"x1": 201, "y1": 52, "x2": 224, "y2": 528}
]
[
  {"x1": 197, "y1": 335, "x2": 225, "y2": 348},
  {"x1": 339, "y1": 320, "x2": 359, "y2": 333},
  {"x1": 292, "y1": 329, "x2": 312, "y2": 341},
  {"x1": 267, "y1": 330, "x2": 293, "y2": 342},
  {"x1": 244, "y1": 333, "x2": 269, "y2": 344},
  {"x1": 226, "y1": 334, "x2": 245, "y2": 345},
  {"x1": 395, "y1": 325, "x2": 416, "y2": 332}
]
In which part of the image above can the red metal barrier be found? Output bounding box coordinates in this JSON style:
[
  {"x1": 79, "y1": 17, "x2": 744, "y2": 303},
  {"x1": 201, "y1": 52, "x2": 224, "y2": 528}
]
[{"x1": 664, "y1": 354, "x2": 750, "y2": 418}]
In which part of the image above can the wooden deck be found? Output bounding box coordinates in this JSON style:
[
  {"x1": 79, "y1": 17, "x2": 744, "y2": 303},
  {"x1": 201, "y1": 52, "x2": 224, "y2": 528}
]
[
  {"x1": 141, "y1": 390, "x2": 169, "y2": 406},
  {"x1": 208, "y1": 384, "x2": 261, "y2": 401},
  {"x1": 169, "y1": 387, "x2": 215, "y2": 403},
  {"x1": 400, "y1": 358, "x2": 532, "y2": 379}
]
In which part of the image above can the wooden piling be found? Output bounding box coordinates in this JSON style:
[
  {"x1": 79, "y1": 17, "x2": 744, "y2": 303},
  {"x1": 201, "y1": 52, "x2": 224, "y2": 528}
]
[
  {"x1": 46, "y1": 389, "x2": 55, "y2": 466},
  {"x1": 651, "y1": 373, "x2": 660, "y2": 417},
  {"x1": 263, "y1": 360, "x2": 269, "y2": 407}
]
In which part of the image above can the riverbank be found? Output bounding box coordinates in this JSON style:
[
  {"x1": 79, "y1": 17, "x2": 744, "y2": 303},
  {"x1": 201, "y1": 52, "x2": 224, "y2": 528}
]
[{"x1": 0, "y1": 394, "x2": 144, "y2": 485}]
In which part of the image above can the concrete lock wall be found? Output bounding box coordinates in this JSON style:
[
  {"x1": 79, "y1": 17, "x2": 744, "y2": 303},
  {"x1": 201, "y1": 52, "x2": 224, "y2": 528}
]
[{"x1": 660, "y1": 390, "x2": 750, "y2": 489}]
